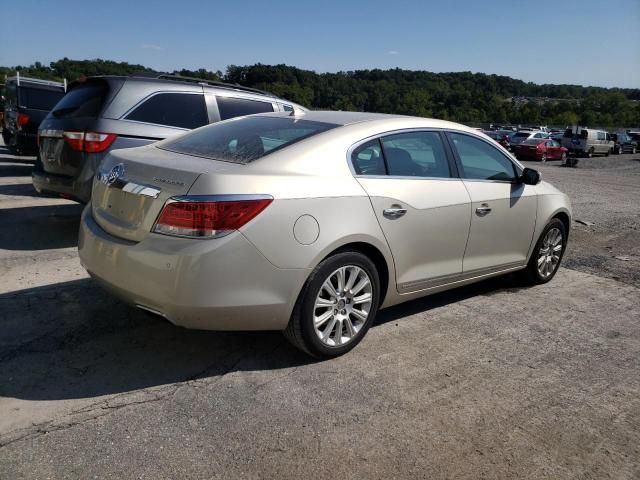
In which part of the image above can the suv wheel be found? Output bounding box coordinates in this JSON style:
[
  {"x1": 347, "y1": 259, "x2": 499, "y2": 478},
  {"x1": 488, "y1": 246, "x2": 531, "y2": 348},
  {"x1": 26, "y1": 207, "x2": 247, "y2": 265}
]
[
  {"x1": 284, "y1": 251, "x2": 381, "y2": 358},
  {"x1": 587, "y1": 148, "x2": 594, "y2": 158},
  {"x1": 540, "y1": 154, "x2": 547, "y2": 163},
  {"x1": 521, "y1": 219, "x2": 567, "y2": 285}
]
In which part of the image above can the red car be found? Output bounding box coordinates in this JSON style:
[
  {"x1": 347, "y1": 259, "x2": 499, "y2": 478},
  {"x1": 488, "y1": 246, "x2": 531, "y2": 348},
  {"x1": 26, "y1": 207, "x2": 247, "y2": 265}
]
[
  {"x1": 481, "y1": 130, "x2": 511, "y2": 150},
  {"x1": 511, "y1": 138, "x2": 568, "y2": 162}
]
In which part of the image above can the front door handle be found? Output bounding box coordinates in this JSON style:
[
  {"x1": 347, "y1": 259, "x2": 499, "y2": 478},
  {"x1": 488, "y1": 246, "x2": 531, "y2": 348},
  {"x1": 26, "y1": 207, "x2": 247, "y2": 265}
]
[
  {"x1": 475, "y1": 204, "x2": 492, "y2": 217},
  {"x1": 383, "y1": 206, "x2": 407, "y2": 219}
]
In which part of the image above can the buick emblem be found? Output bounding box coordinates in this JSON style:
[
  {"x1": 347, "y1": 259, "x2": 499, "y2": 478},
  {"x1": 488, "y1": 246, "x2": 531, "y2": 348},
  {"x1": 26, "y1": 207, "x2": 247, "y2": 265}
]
[{"x1": 99, "y1": 163, "x2": 125, "y2": 185}]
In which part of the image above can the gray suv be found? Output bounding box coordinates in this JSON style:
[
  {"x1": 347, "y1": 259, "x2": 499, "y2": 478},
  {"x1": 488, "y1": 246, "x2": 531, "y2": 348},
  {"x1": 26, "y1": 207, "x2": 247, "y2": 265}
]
[{"x1": 34, "y1": 74, "x2": 304, "y2": 202}]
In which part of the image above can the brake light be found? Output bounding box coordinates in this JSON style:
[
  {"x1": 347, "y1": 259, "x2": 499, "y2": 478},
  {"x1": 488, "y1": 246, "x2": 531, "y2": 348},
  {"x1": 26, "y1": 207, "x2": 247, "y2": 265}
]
[
  {"x1": 16, "y1": 113, "x2": 30, "y2": 128},
  {"x1": 63, "y1": 131, "x2": 117, "y2": 152},
  {"x1": 153, "y1": 196, "x2": 273, "y2": 238}
]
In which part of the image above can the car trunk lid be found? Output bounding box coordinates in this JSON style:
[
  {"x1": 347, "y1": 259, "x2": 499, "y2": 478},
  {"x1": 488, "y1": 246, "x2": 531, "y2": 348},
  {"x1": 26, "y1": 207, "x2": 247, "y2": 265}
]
[{"x1": 91, "y1": 145, "x2": 239, "y2": 242}]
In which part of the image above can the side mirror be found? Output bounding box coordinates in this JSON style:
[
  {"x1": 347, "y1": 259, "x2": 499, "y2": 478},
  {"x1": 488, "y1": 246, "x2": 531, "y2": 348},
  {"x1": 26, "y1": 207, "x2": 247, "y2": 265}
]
[{"x1": 520, "y1": 167, "x2": 541, "y2": 185}]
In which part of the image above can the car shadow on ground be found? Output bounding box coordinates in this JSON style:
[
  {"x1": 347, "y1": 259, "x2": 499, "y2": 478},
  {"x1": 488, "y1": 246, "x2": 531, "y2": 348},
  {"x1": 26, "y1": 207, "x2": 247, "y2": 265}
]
[
  {"x1": 0, "y1": 273, "x2": 525, "y2": 402},
  {"x1": 0, "y1": 145, "x2": 36, "y2": 164},
  {"x1": 0, "y1": 183, "x2": 40, "y2": 197},
  {"x1": 0, "y1": 204, "x2": 83, "y2": 250},
  {"x1": 0, "y1": 163, "x2": 34, "y2": 177}
]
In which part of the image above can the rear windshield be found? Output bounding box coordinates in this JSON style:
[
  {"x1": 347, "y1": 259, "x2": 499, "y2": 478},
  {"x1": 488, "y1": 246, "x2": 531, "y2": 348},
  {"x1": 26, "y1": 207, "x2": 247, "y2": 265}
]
[
  {"x1": 522, "y1": 139, "x2": 543, "y2": 145},
  {"x1": 19, "y1": 87, "x2": 65, "y2": 111},
  {"x1": 52, "y1": 81, "x2": 108, "y2": 118},
  {"x1": 513, "y1": 132, "x2": 530, "y2": 138},
  {"x1": 159, "y1": 116, "x2": 339, "y2": 164}
]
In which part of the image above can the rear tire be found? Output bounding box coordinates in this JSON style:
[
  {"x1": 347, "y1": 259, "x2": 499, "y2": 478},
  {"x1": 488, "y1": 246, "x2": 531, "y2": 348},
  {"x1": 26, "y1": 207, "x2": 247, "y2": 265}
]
[
  {"x1": 560, "y1": 152, "x2": 567, "y2": 164},
  {"x1": 284, "y1": 251, "x2": 381, "y2": 358},
  {"x1": 520, "y1": 219, "x2": 567, "y2": 285},
  {"x1": 540, "y1": 154, "x2": 547, "y2": 163},
  {"x1": 587, "y1": 148, "x2": 594, "y2": 158}
]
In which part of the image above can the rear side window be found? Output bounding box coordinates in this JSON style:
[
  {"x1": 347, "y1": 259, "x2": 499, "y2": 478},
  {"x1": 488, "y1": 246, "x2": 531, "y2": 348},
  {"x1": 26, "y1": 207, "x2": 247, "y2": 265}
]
[
  {"x1": 126, "y1": 93, "x2": 208, "y2": 129},
  {"x1": 381, "y1": 131, "x2": 451, "y2": 178},
  {"x1": 217, "y1": 96, "x2": 274, "y2": 120},
  {"x1": 160, "y1": 116, "x2": 338, "y2": 164},
  {"x1": 449, "y1": 132, "x2": 517, "y2": 181},
  {"x1": 52, "y1": 82, "x2": 108, "y2": 118},
  {"x1": 19, "y1": 87, "x2": 65, "y2": 111},
  {"x1": 352, "y1": 139, "x2": 385, "y2": 175}
]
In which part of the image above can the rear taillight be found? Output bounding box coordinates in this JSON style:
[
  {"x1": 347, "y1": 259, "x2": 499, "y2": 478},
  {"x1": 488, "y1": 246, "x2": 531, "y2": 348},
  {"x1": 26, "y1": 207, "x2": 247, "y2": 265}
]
[
  {"x1": 63, "y1": 131, "x2": 117, "y2": 153},
  {"x1": 153, "y1": 196, "x2": 273, "y2": 239},
  {"x1": 16, "y1": 113, "x2": 30, "y2": 128}
]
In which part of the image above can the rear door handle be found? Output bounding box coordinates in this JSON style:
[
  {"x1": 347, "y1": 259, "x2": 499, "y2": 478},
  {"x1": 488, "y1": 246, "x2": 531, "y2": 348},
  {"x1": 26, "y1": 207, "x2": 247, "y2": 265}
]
[
  {"x1": 383, "y1": 206, "x2": 407, "y2": 219},
  {"x1": 475, "y1": 204, "x2": 492, "y2": 217}
]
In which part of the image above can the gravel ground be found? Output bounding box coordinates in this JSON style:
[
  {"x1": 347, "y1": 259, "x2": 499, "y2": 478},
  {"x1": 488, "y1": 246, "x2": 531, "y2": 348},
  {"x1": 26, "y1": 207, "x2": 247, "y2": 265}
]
[
  {"x1": 520, "y1": 155, "x2": 640, "y2": 287},
  {"x1": 0, "y1": 140, "x2": 639, "y2": 479}
]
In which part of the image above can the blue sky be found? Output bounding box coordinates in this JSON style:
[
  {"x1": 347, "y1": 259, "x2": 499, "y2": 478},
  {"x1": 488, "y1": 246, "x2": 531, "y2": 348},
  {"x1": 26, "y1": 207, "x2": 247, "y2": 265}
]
[{"x1": 1, "y1": 0, "x2": 639, "y2": 88}]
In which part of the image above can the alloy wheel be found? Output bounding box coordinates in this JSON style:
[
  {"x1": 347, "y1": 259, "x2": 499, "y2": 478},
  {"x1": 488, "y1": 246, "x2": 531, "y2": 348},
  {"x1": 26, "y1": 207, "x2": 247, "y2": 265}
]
[
  {"x1": 313, "y1": 265, "x2": 373, "y2": 347},
  {"x1": 537, "y1": 227, "x2": 563, "y2": 279}
]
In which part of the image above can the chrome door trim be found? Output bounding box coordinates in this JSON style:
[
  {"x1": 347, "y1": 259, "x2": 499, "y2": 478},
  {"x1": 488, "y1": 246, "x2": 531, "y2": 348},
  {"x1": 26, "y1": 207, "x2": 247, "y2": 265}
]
[{"x1": 397, "y1": 261, "x2": 524, "y2": 294}]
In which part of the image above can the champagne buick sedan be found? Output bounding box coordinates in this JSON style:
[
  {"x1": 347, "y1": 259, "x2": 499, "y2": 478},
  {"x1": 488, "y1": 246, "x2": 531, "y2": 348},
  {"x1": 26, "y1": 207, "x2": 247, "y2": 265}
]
[{"x1": 79, "y1": 111, "x2": 572, "y2": 358}]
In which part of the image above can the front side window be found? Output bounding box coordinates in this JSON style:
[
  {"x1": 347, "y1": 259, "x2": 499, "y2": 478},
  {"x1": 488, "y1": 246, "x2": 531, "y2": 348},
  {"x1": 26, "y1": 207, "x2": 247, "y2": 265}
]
[
  {"x1": 352, "y1": 139, "x2": 385, "y2": 175},
  {"x1": 381, "y1": 131, "x2": 451, "y2": 178},
  {"x1": 448, "y1": 132, "x2": 517, "y2": 181},
  {"x1": 126, "y1": 93, "x2": 208, "y2": 129},
  {"x1": 159, "y1": 116, "x2": 337, "y2": 164},
  {"x1": 217, "y1": 96, "x2": 274, "y2": 120}
]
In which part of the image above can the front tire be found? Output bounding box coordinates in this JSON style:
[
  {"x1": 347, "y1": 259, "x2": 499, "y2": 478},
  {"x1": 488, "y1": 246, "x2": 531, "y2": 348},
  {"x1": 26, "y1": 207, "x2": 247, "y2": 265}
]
[
  {"x1": 284, "y1": 251, "x2": 381, "y2": 358},
  {"x1": 521, "y1": 219, "x2": 567, "y2": 285}
]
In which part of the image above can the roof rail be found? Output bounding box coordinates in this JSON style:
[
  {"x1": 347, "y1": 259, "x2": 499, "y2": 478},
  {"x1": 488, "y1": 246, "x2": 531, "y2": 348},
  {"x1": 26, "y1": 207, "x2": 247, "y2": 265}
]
[
  {"x1": 6, "y1": 72, "x2": 65, "y2": 89},
  {"x1": 154, "y1": 74, "x2": 275, "y2": 97}
]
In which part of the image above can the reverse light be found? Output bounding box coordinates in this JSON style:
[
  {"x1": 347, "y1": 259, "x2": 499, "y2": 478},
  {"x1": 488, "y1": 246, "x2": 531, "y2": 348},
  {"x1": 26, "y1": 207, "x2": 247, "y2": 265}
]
[
  {"x1": 153, "y1": 196, "x2": 273, "y2": 239},
  {"x1": 63, "y1": 131, "x2": 117, "y2": 152}
]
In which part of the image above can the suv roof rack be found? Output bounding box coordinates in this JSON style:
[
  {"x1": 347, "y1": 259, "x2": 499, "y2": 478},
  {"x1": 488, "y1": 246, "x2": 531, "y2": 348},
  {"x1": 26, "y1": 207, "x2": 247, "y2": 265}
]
[
  {"x1": 154, "y1": 74, "x2": 275, "y2": 97},
  {"x1": 6, "y1": 72, "x2": 66, "y2": 90}
]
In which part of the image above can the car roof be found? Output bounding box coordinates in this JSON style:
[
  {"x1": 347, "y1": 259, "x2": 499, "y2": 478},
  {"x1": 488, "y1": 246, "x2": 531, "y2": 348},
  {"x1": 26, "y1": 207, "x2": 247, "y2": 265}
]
[{"x1": 254, "y1": 110, "x2": 469, "y2": 129}]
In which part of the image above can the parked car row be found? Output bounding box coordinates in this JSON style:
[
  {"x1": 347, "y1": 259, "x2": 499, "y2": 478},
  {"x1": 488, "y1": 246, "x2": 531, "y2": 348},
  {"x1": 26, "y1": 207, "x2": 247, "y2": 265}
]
[{"x1": 479, "y1": 124, "x2": 640, "y2": 162}]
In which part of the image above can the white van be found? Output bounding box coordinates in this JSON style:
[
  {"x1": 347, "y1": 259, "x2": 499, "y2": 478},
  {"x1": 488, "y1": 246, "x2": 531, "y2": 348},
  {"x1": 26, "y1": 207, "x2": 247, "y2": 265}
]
[{"x1": 561, "y1": 128, "x2": 614, "y2": 157}]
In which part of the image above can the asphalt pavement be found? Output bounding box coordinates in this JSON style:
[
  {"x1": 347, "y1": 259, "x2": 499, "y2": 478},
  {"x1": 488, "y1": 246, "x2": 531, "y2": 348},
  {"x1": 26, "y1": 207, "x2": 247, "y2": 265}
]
[{"x1": 0, "y1": 139, "x2": 639, "y2": 479}]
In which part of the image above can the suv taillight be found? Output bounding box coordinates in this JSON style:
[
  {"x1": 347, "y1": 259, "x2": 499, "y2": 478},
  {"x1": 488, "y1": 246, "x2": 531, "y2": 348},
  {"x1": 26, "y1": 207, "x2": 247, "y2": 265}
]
[
  {"x1": 153, "y1": 196, "x2": 273, "y2": 239},
  {"x1": 16, "y1": 113, "x2": 30, "y2": 128},
  {"x1": 63, "y1": 131, "x2": 117, "y2": 153}
]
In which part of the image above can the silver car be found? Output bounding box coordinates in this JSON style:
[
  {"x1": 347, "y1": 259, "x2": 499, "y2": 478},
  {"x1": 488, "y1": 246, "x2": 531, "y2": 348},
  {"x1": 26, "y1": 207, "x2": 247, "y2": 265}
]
[{"x1": 78, "y1": 111, "x2": 572, "y2": 358}]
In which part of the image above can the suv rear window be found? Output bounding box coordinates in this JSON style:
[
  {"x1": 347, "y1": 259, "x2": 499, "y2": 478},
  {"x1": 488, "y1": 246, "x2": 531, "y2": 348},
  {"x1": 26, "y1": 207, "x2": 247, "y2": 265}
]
[
  {"x1": 159, "y1": 116, "x2": 338, "y2": 164},
  {"x1": 216, "y1": 96, "x2": 274, "y2": 120},
  {"x1": 52, "y1": 81, "x2": 108, "y2": 118},
  {"x1": 19, "y1": 87, "x2": 65, "y2": 111}
]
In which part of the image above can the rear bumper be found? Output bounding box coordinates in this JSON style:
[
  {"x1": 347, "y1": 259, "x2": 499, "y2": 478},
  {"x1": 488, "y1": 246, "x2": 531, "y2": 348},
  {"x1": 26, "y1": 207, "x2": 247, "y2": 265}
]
[
  {"x1": 32, "y1": 166, "x2": 91, "y2": 203},
  {"x1": 78, "y1": 206, "x2": 308, "y2": 331}
]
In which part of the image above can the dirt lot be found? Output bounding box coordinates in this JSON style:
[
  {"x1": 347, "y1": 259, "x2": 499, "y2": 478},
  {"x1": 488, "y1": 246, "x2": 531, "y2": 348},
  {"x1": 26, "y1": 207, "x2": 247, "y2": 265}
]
[{"x1": 0, "y1": 139, "x2": 639, "y2": 479}]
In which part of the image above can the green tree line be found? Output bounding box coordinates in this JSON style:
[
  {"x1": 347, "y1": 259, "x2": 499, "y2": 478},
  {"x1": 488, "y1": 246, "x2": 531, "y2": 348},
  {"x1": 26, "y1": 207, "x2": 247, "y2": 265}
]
[{"x1": 2, "y1": 58, "x2": 639, "y2": 128}]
